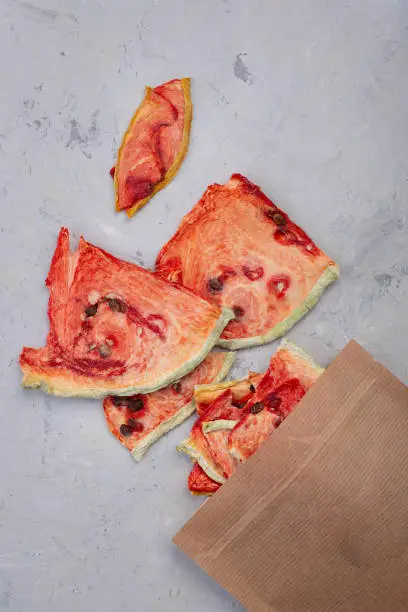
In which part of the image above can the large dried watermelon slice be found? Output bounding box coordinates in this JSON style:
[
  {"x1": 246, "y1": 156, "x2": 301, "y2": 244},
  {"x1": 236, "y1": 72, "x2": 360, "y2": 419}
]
[
  {"x1": 20, "y1": 228, "x2": 234, "y2": 398},
  {"x1": 103, "y1": 350, "x2": 234, "y2": 461},
  {"x1": 114, "y1": 78, "x2": 192, "y2": 217},
  {"x1": 156, "y1": 174, "x2": 339, "y2": 349},
  {"x1": 179, "y1": 341, "x2": 323, "y2": 489}
]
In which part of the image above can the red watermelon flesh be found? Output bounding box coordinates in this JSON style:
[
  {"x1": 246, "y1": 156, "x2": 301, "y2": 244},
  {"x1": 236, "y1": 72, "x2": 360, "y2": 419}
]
[
  {"x1": 156, "y1": 174, "x2": 339, "y2": 349},
  {"x1": 103, "y1": 350, "x2": 234, "y2": 460},
  {"x1": 20, "y1": 228, "x2": 233, "y2": 397},
  {"x1": 188, "y1": 463, "x2": 220, "y2": 495}
]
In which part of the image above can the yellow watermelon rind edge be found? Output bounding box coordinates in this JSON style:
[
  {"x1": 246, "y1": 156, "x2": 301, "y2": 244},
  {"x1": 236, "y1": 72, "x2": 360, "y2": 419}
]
[{"x1": 113, "y1": 78, "x2": 193, "y2": 218}]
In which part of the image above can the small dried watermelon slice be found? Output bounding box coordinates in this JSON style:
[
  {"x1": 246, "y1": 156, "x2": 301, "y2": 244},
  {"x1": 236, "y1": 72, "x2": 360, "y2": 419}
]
[
  {"x1": 20, "y1": 228, "x2": 234, "y2": 398},
  {"x1": 103, "y1": 350, "x2": 234, "y2": 461},
  {"x1": 156, "y1": 174, "x2": 339, "y2": 349},
  {"x1": 177, "y1": 389, "x2": 245, "y2": 483},
  {"x1": 188, "y1": 463, "x2": 220, "y2": 496},
  {"x1": 114, "y1": 78, "x2": 192, "y2": 217},
  {"x1": 228, "y1": 340, "x2": 323, "y2": 462}
]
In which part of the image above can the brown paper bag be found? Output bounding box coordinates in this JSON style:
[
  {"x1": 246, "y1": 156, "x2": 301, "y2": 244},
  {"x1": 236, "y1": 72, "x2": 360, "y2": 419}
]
[{"x1": 174, "y1": 341, "x2": 408, "y2": 612}]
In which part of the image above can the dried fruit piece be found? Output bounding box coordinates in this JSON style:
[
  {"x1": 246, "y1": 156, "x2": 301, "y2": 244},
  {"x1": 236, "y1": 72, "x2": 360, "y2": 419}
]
[
  {"x1": 188, "y1": 463, "x2": 221, "y2": 496},
  {"x1": 104, "y1": 350, "x2": 235, "y2": 460},
  {"x1": 20, "y1": 228, "x2": 234, "y2": 397},
  {"x1": 177, "y1": 390, "x2": 242, "y2": 483},
  {"x1": 156, "y1": 174, "x2": 339, "y2": 349},
  {"x1": 114, "y1": 78, "x2": 192, "y2": 217}
]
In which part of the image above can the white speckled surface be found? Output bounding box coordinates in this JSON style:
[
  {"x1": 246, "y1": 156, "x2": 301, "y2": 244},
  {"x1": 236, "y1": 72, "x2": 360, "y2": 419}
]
[{"x1": 1, "y1": 1, "x2": 408, "y2": 610}]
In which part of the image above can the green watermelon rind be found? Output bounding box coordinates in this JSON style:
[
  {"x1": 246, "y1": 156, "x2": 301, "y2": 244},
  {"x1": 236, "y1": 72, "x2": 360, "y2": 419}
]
[
  {"x1": 177, "y1": 437, "x2": 227, "y2": 484},
  {"x1": 131, "y1": 350, "x2": 236, "y2": 461},
  {"x1": 217, "y1": 264, "x2": 339, "y2": 350},
  {"x1": 202, "y1": 419, "x2": 238, "y2": 433},
  {"x1": 21, "y1": 307, "x2": 235, "y2": 398}
]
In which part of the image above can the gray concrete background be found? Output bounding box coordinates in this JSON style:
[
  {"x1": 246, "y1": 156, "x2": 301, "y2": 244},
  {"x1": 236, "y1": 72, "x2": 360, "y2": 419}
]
[{"x1": 1, "y1": 1, "x2": 407, "y2": 610}]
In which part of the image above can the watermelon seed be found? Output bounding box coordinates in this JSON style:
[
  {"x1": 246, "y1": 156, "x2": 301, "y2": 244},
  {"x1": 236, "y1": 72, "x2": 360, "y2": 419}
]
[
  {"x1": 120, "y1": 424, "x2": 134, "y2": 437},
  {"x1": 233, "y1": 306, "x2": 244, "y2": 321},
  {"x1": 127, "y1": 397, "x2": 144, "y2": 412},
  {"x1": 271, "y1": 212, "x2": 286, "y2": 226},
  {"x1": 172, "y1": 382, "x2": 182, "y2": 393},
  {"x1": 112, "y1": 396, "x2": 128, "y2": 407},
  {"x1": 250, "y1": 402, "x2": 264, "y2": 414},
  {"x1": 207, "y1": 277, "x2": 223, "y2": 293},
  {"x1": 98, "y1": 344, "x2": 112, "y2": 358},
  {"x1": 106, "y1": 297, "x2": 127, "y2": 313},
  {"x1": 249, "y1": 383, "x2": 256, "y2": 393},
  {"x1": 85, "y1": 303, "x2": 98, "y2": 317}
]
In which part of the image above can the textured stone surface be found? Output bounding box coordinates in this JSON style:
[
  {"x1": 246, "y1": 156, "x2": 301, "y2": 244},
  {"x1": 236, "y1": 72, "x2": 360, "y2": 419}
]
[{"x1": 0, "y1": 1, "x2": 407, "y2": 610}]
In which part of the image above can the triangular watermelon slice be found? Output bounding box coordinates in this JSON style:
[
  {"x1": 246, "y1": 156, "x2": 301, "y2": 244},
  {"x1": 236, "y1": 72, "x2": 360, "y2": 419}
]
[
  {"x1": 156, "y1": 174, "x2": 339, "y2": 349},
  {"x1": 20, "y1": 228, "x2": 234, "y2": 397},
  {"x1": 188, "y1": 463, "x2": 220, "y2": 496},
  {"x1": 179, "y1": 341, "x2": 323, "y2": 489},
  {"x1": 103, "y1": 350, "x2": 234, "y2": 460},
  {"x1": 114, "y1": 78, "x2": 192, "y2": 217},
  {"x1": 177, "y1": 389, "x2": 245, "y2": 483}
]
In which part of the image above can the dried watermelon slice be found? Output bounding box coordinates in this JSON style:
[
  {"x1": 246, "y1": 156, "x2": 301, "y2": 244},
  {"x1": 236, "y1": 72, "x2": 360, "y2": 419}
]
[
  {"x1": 114, "y1": 78, "x2": 192, "y2": 217},
  {"x1": 188, "y1": 463, "x2": 220, "y2": 496},
  {"x1": 179, "y1": 341, "x2": 323, "y2": 487},
  {"x1": 20, "y1": 228, "x2": 234, "y2": 398},
  {"x1": 156, "y1": 174, "x2": 339, "y2": 349},
  {"x1": 103, "y1": 350, "x2": 234, "y2": 460},
  {"x1": 178, "y1": 389, "x2": 246, "y2": 484},
  {"x1": 228, "y1": 341, "x2": 323, "y2": 462}
]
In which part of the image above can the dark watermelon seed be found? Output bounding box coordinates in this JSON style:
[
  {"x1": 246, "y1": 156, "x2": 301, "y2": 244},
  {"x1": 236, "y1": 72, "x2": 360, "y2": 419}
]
[
  {"x1": 271, "y1": 212, "x2": 286, "y2": 226},
  {"x1": 106, "y1": 297, "x2": 127, "y2": 313},
  {"x1": 85, "y1": 303, "x2": 98, "y2": 317},
  {"x1": 120, "y1": 424, "x2": 134, "y2": 437},
  {"x1": 172, "y1": 382, "x2": 182, "y2": 393},
  {"x1": 127, "y1": 397, "x2": 144, "y2": 412},
  {"x1": 249, "y1": 383, "x2": 256, "y2": 393},
  {"x1": 112, "y1": 396, "x2": 128, "y2": 407},
  {"x1": 232, "y1": 401, "x2": 246, "y2": 409},
  {"x1": 233, "y1": 306, "x2": 245, "y2": 321},
  {"x1": 207, "y1": 277, "x2": 223, "y2": 293},
  {"x1": 250, "y1": 402, "x2": 264, "y2": 414}
]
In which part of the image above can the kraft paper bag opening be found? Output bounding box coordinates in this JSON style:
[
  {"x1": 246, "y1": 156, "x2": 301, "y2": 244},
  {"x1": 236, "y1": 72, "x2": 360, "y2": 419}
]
[{"x1": 174, "y1": 340, "x2": 408, "y2": 612}]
